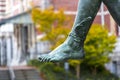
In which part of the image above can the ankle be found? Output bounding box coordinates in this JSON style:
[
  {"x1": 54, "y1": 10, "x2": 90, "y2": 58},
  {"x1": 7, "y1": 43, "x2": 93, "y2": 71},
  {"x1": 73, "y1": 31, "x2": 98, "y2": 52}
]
[{"x1": 64, "y1": 33, "x2": 84, "y2": 50}]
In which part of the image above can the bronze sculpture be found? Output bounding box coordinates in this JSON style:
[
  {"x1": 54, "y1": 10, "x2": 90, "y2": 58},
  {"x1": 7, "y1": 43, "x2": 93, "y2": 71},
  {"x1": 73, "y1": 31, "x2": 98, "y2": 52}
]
[{"x1": 38, "y1": 0, "x2": 120, "y2": 62}]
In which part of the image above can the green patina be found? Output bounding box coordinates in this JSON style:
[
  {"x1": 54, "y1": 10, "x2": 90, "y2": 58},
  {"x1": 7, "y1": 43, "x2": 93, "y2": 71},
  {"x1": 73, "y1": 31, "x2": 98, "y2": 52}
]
[{"x1": 39, "y1": 0, "x2": 120, "y2": 62}]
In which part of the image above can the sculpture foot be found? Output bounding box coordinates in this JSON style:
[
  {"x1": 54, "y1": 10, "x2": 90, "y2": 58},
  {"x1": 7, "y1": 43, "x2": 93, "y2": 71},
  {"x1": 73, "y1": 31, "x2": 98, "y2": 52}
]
[{"x1": 38, "y1": 41, "x2": 85, "y2": 62}]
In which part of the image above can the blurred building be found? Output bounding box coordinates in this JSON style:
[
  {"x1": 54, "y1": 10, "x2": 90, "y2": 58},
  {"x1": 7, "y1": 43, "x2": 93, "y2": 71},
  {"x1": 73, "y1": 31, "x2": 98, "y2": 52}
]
[
  {"x1": 0, "y1": 0, "x2": 32, "y2": 19},
  {"x1": 0, "y1": 0, "x2": 52, "y2": 20},
  {"x1": 0, "y1": 0, "x2": 37, "y2": 66},
  {"x1": 0, "y1": 0, "x2": 6, "y2": 20},
  {"x1": 0, "y1": 0, "x2": 52, "y2": 66},
  {"x1": 0, "y1": 12, "x2": 37, "y2": 66}
]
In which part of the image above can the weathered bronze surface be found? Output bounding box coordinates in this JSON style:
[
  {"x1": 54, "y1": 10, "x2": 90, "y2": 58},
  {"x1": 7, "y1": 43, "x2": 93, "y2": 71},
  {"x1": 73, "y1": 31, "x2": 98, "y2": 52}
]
[{"x1": 39, "y1": 0, "x2": 120, "y2": 62}]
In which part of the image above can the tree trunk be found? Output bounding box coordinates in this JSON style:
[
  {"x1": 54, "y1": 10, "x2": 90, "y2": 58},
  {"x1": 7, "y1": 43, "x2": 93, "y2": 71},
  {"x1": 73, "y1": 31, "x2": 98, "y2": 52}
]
[
  {"x1": 76, "y1": 64, "x2": 80, "y2": 80},
  {"x1": 92, "y1": 66, "x2": 97, "y2": 75}
]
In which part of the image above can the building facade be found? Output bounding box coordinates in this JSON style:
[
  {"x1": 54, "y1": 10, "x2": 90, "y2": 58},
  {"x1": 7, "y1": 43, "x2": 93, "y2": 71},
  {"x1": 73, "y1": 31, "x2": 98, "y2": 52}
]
[{"x1": 0, "y1": 0, "x2": 6, "y2": 20}]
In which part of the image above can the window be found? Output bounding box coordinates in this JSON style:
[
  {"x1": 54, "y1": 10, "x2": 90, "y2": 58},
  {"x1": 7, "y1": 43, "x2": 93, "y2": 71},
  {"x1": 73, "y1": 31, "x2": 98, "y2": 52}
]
[{"x1": 41, "y1": 0, "x2": 50, "y2": 10}]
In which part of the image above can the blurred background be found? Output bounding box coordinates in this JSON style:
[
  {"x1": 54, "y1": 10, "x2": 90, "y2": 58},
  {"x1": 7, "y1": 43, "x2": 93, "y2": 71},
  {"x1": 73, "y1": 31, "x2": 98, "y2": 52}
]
[{"x1": 0, "y1": 0, "x2": 120, "y2": 80}]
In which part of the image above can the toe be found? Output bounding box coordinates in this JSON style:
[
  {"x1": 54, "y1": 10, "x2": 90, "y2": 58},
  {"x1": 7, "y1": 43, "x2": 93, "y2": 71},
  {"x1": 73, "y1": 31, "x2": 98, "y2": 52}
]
[
  {"x1": 38, "y1": 56, "x2": 42, "y2": 62},
  {"x1": 38, "y1": 54, "x2": 52, "y2": 62},
  {"x1": 41, "y1": 56, "x2": 46, "y2": 62},
  {"x1": 38, "y1": 55, "x2": 46, "y2": 62},
  {"x1": 45, "y1": 56, "x2": 51, "y2": 62}
]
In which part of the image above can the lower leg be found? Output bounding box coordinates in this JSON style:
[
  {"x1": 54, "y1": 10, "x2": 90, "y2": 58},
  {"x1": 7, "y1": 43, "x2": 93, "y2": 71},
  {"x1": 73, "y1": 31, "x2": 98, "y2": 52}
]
[
  {"x1": 39, "y1": 0, "x2": 102, "y2": 62},
  {"x1": 103, "y1": 0, "x2": 120, "y2": 25}
]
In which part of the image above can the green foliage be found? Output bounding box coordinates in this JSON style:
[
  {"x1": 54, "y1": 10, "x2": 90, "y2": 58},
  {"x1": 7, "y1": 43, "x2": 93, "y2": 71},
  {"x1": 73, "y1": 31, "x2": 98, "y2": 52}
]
[
  {"x1": 28, "y1": 60, "x2": 77, "y2": 80},
  {"x1": 32, "y1": 8, "x2": 70, "y2": 49},
  {"x1": 28, "y1": 60, "x2": 119, "y2": 80},
  {"x1": 83, "y1": 24, "x2": 116, "y2": 68},
  {"x1": 69, "y1": 24, "x2": 116, "y2": 74},
  {"x1": 80, "y1": 65, "x2": 119, "y2": 80},
  {"x1": 68, "y1": 60, "x2": 81, "y2": 67}
]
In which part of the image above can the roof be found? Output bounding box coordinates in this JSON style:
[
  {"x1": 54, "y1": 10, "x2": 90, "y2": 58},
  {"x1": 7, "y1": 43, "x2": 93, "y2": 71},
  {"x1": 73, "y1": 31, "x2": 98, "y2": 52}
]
[{"x1": 0, "y1": 10, "x2": 33, "y2": 25}]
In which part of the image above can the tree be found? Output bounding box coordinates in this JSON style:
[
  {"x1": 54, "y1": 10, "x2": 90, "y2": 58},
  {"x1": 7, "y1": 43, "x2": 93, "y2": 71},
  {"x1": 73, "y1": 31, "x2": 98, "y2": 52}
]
[
  {"x1": 83, "y1": 24, "x2": 116, "y2": 74},
  {"x1": 31, "y1": 8, "x2": 71, "y2": 49},
  {"x1": 69, "y1": 24, "x2": 116, "y2": 77}
]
